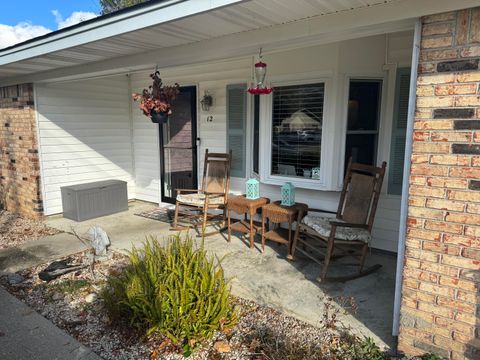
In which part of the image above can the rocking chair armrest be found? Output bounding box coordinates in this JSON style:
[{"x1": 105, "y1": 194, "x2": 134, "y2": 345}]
[
  {"x1": 307, "y1": 208, "x2": 337, "y2": 215},
  {"x1": 329, "y1": 220, "x2": 369, "y2": 230},
  {"x1": 176, "y1": 188, "x2": 201, "y2": 194}
]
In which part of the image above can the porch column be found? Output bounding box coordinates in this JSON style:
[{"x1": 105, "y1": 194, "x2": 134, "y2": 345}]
[
  {"x1": 399, "y1": 7, "x2": 480, "y2": 360},
  {"x1": 0, "y1": 83, "x2": 43, "y2": 218}
]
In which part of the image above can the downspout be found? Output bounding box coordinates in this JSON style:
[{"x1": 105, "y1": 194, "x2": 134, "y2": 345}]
[{"x1": 392, "y1": 18, "x2": 422, "y2": 338}]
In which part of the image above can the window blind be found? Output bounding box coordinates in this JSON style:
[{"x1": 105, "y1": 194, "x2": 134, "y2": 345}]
[{"x1": 271, "y1": 83, "x2": 324, "y2": 178}]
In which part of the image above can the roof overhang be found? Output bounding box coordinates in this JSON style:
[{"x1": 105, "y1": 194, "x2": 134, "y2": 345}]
[{"x1": 0, "y1": 0, "x2": 478, "y2": 86}]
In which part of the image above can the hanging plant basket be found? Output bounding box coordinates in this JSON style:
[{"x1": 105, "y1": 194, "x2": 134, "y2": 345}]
[
  {"x1": 150, "y1": 110, "x2": 169, "y2": 124},
  {"x1": 132, "y1": 71, "x2": 179, "y2": 123}
]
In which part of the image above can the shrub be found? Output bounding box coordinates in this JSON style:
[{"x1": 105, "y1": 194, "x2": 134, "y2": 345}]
[{"x1": 101, "y1": 234, "x2": 237, "y2": 354}]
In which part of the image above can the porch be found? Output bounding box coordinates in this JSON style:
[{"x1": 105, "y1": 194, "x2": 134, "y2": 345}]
[{"x1": 46, "y1": 201, "x2": 397, "y2": 349}]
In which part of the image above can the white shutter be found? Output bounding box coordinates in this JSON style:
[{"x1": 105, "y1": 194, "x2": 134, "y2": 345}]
[
  {"x1": 227, "y1": 84, "x2": 247, "y2": 178},
  {"x1": 388, "y1": 68, "x2": 410, "y2": 195}
]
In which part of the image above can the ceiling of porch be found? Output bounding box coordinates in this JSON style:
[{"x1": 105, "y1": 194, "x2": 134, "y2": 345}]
[{"x1": 0, "y1": 0, "x2": 477, "y2": 84}]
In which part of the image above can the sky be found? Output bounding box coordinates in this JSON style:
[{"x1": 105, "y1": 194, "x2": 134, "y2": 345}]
[{"x1": 0, "y1": 1, "x2": 102, "y2": 49}]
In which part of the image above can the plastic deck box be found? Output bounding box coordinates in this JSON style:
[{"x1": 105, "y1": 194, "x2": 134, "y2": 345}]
[{"x1": 60, "y1": 180, "x2": 128, "y2": 221}]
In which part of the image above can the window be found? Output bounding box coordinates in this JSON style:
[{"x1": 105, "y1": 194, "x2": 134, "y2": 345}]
[
  {"x1": 270, "y1": 83, "x2": 324, "y2": 179},
  {"x1": 345, "y1": 80, "x2": 382, "y2": 168},
  {"x1": 388, "y1": 68, "x2": 411, "y2": 195},
  {"x1": 252, "y1": 95, "x2": 260, "y2": 174},
  {"x1": 227, "y1": 84, "x2": 247, "y2": 178}
]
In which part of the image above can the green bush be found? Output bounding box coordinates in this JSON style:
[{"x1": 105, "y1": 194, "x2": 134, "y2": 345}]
[{"x1": 101, "y1": 234, "x2": 237, "y2": 354}]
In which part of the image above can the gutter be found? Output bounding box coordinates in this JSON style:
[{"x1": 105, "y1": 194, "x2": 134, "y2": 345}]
[{"x1": 392, "y1": 18, "x2": 422, "y2": 338}]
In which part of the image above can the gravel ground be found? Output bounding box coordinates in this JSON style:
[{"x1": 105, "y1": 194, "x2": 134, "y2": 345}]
[
  {"x1": 0, "y1": 251, "x2": 422, "y2": 360},
  {"x1": 0, "y1": 210, "x2": 61, "y2": 249}
]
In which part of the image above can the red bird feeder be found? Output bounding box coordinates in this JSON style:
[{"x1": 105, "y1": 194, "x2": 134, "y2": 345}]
[{"x1": 248, "y1": 50, "x2": 273, "y2": 95}]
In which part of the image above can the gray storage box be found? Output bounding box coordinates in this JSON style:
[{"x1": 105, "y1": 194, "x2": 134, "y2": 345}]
[{"x1": 61, "y1": 180, "x2": 128, "y2": 221}]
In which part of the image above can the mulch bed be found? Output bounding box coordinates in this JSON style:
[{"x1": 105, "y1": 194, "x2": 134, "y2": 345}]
[{"x1": 0, "y1": 210, "x2": 61, "y2": 250}]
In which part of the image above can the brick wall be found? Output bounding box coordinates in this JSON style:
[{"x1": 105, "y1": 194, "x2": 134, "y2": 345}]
[
  {"x1": 0, "y1": 84, "x2": 43, "y2": 218},
  {"x1": 399, "y1": 8, "x2": 480, "y2": 360}
]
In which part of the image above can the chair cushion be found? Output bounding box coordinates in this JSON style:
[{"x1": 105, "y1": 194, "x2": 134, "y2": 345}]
[
  {"x1": 176, "y1": 193, "x2": 225, "y2": 206},
  {"x1": 302, "y1": 214, "x2": 371, "y2": 243}
]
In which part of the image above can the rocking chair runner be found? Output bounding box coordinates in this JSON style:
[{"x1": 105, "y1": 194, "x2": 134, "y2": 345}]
[
  {"x1": 291, "y1": 159, "x2": 387, "y2": 282},
  {"x1": 172, "y1": 149, "x2": 232, "y2": 236}
]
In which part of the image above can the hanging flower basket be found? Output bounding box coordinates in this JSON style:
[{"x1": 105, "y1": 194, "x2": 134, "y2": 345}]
[
  {"x1": 150, "y1": 110, "x2": 169, "y2": 124},
  {"x1": 132, "y1": 71, "x2": 180, "y2": 123}
]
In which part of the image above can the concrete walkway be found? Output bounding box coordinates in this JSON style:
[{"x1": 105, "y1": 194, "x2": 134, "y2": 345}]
[{"x1": 0, "y1": 286, "x2": 100, "y2": 360}]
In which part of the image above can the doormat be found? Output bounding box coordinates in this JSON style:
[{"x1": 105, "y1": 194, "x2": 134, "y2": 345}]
[{"x1": 135, "y1": 208, "x2": 175, "y2": 224}]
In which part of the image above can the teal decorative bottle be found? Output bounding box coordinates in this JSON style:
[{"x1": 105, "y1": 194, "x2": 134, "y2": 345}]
[
  {"x1": 246, "y1": 178, "x2": 260, "y2": 200},
  {"x1": 281, "y1": 182, "x2": 295, "y2": 206}
]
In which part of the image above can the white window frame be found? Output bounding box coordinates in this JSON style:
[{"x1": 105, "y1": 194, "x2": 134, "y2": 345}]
[
  {"x1": 337, "y1": 73, "x2": 389, "y2": 191},
  {"x1": 259, "y1": 76, "x2": 334, "y2": 190}
]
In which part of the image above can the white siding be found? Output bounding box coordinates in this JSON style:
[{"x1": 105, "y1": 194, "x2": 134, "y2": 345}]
[
  {"x1": 36, "y1": 76, "x2": 134, "y2": 215},
  {"x1": 130, "y1": 75, "x2": 161, "y2": 203}
]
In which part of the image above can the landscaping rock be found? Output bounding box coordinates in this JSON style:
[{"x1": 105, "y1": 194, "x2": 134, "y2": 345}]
[
  {"x1": 214, "y1": 341, "x2": 231, "y2": 353},
  {"x1": 52, "y1": 292, "x2": 64, "y2": 301},
  {"x1": 7, "y1": 273, "x2": 24, "y2": 284},
  {"x1": 87, "y1": 226, "x2": 110, "y2": 257},
  {"x1": 85, "y1": 293, "x2": 97, "y2": 303}
]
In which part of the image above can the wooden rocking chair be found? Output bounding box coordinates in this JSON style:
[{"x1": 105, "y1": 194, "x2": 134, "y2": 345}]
[
  {"x1": 291, "y1": 159, "x2": 387, "y2": 282},
  {"x1": 172, "y1": 149, "x2": 232, "y2": 236}
]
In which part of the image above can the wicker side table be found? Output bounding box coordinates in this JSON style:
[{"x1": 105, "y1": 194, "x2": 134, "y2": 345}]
[
  {"x1": 261, "y1": 201, "x2": 308, "y2": 256},
  {"x1": 227, "y1": 195, "x2": 270, "y2": 248}
]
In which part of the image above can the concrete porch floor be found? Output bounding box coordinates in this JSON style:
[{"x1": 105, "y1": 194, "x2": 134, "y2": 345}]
[{"x1": 45, "y1": 201, "x2": 397, "y2": 349}]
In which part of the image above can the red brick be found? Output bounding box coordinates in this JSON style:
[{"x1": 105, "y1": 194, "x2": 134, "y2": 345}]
[
  {"x1": 425, "y1": 198, "x2": 465, "y2": 211},
  {"x1": 423, "y1": 241, "x2": 460, "y2": 256},
  {"x1": 444, "y1": 234, "x2": 480, "y2": 248},
  {"x1": 426, "y1": 177, "x2": 468, "y2": 189},
  {"x1": 408, "y1": 206, "x2": 445, "y2": 220},
  {"x1": 412, "y1": 142, "x2": 450, "y2": 154},
  {"x1": 442, "y1": 254, "x2": 480, "y2": 270},
  {"x1": 419, "y1": 261, "x2": 459, "y2": 277},
  {"x1": 410, "y1": 185, "x2": 446, "y2": 198},
  {"x1": 410, "y1": 165, "x2": 449, "y2": 176},
  {"x1": 413, "y1": 132, "x2": 430, "y2": 142},
  {"x1": 414, "y1": 120, "x2": 453, "y2": 130},
  {"x1": 435, "y1": 84, "x2": 477, "y2": 95},
  {"x1": 448, "y1": 189, "x2": 480, "y2": 202},
  {"x1": 421, "y1": 36, "x2": 453, "y2": 49},
  {"x1": 424, "y1": 220, "x2": 463, "y2": 234},
  {"x1": 411, "y1": 154, "x2": 429, "y2": 163},
  {"x1": 408, "y1": 228, "x2": 442, "y2": 241},
  {"x1": 410, "y1": 176, "x2": 427, "y2": 185},
  {"x1": 417, "y1": 96, "x2": 454, "y2": 108},
  {"x1": 431, "y1": 131, "x2": 472, "y2": 142},
  {"x1": 449, "y1": 167, "x2": 480, "y2": 178},
  {"x1": 462, "y1": 247, "x2": 480, "y2": 260},
  {"x1": 430, "y1": 155, "x2": 471, "y2": 166}
]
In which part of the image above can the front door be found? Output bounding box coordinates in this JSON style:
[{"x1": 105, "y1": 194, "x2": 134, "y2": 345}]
[{"x1": 159, "y1": 86, "x2": 198, "y2": 203}]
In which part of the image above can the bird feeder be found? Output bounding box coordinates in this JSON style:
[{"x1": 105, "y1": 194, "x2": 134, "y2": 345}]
[{"x1": 248, "y1": 49, "x2": 273, "y2": 95}]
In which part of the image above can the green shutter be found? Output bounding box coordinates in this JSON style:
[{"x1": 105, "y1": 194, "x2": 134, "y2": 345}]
[
  {"x1": 227, "y1": 84, "x2": 247, "y2": 178},
  {"x1": 388, "y1": 68, "x2": 411, "y2": 195}
]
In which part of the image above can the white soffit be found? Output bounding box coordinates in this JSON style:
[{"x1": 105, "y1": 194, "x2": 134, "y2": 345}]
[{"x1": 0, "y1": 0, "x2": 478, "y2": 83}]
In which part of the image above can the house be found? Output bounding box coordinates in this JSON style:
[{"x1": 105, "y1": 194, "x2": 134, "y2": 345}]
[{"x1": 0, "y1": 0, "x2": 479, "y2": 358}]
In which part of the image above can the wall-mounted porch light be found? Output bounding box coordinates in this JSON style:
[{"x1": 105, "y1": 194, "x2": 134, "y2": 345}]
[{"x1": 200, "y1": 91, "x2": 213, "y2": 111}]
